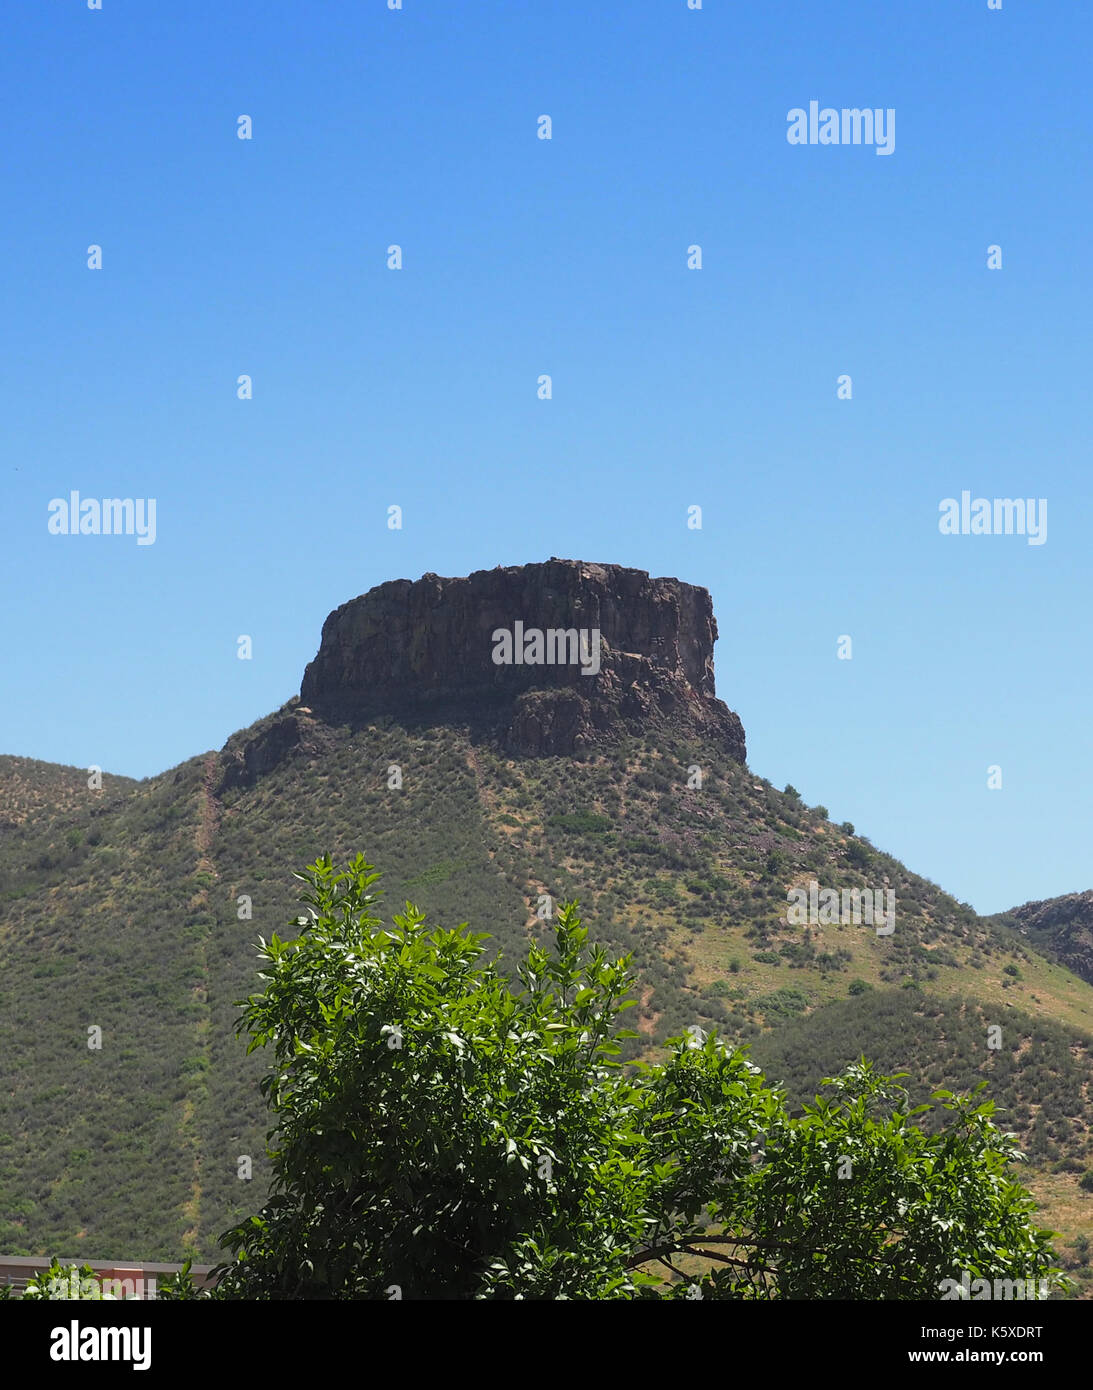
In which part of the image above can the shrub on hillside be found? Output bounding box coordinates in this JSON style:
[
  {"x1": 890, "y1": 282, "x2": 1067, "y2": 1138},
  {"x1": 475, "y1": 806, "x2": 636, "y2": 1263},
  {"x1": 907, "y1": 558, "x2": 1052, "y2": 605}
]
[{"x1": 207, "y1": 855, "x2": 1067, "y2": 1301}]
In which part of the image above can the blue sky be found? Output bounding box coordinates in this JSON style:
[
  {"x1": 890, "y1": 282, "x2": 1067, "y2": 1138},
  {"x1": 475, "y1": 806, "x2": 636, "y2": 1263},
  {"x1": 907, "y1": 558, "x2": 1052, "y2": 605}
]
[{"x1": 3, "y1": 1, "x2": 1089, "y2": 914}]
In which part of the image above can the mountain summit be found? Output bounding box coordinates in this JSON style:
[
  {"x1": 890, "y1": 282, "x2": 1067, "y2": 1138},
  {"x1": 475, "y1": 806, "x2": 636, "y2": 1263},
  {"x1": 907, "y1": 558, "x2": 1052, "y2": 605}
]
[
  {"x1": 4, "y1": 562, "x2": 1093, "y2": 1271},
  {"x1": 297, "y1": 560, "x2": 747, "y2": 759}
]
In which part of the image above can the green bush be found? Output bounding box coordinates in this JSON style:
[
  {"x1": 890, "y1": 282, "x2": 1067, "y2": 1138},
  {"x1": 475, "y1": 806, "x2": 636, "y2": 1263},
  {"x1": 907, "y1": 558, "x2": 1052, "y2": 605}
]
[
  {"x1": 547, "y1": 811, "x2": 614, "y2": 835},
  {"x1": 759, "y1": 987, "x2": 810, "y2": 1020},
  {"x1": 211, "y1": 856, "x2": 1068, "y2": 1301}
]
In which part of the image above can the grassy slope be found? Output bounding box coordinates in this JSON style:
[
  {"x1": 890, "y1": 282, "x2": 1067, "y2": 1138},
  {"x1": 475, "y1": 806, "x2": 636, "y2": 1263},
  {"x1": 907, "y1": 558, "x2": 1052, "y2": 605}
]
[{"x1": 0, "y1": 724, "x2": 1090, "y2": 1290}]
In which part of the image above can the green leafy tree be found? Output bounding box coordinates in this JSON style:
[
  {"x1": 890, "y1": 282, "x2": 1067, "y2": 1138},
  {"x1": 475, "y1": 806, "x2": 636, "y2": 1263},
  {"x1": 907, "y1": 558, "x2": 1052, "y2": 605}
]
[
  {"x1": 156, "y1": 1259, "x2": 210, "y2": 1300},
  {"x1": 213, "y1": 855, "x2": 1067, "y2": 1301}
]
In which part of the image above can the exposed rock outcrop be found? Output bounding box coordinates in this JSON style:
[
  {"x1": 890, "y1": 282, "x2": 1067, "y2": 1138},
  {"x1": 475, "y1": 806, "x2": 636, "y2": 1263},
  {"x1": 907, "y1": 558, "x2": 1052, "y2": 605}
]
[
  {"x1": 1000, "y1": 891, "x2": 1093, "y2": 988},
  {"x1": 297, "y1": 560, "x2": 746, "y2": 761},
  {"x1": 217, "y1": 703, "x2": 332, "y2": 793}
]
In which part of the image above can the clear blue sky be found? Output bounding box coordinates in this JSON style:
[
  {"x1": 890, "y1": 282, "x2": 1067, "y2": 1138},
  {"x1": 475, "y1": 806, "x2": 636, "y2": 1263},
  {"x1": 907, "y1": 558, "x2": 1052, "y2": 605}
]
[{"x1": 3, "y1": 2, "x2": 1089, "y2": 915}]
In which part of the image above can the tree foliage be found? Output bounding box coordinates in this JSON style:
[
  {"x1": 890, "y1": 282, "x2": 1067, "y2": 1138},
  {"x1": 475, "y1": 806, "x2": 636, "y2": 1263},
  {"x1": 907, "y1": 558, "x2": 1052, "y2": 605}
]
[
  {"x1": 213, "y1": 855, "x2": 1066, "y2": 1300},
  {"x1": 19, "y1": 1259, "x2": 115, "y2": 1300}
]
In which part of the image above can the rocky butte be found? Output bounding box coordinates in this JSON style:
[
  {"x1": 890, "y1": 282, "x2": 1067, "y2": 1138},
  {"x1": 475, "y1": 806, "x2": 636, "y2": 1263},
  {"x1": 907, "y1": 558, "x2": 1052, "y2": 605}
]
[{"x1": 220, "y1": 560, "x2": 746, "y2": 786}]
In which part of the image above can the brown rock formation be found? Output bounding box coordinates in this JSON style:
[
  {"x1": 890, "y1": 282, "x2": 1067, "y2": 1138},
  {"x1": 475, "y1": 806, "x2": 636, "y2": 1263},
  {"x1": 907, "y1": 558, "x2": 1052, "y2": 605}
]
[
  {"x1": 217, "y1": 704, "x2": 334, "y2": 793},
  {"x1": 1003, "y1": 891, "x2": 1093, "y2": 987},
  {"x1": 298, "y1": 559, "x2": 746, "y2": 760}
]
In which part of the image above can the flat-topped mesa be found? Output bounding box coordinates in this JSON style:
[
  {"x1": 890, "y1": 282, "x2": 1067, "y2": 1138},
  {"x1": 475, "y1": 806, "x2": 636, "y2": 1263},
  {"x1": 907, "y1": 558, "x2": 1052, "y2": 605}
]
[{"x1": 299, "y1": 560, "x2": 746, "y2": 760}]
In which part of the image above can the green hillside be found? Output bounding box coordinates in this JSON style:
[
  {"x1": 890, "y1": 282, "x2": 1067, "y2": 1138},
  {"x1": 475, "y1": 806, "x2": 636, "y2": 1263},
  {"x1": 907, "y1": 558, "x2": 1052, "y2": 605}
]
[{"x1": 1, "y1": 710, "x2": 1091, "y2": 1291}]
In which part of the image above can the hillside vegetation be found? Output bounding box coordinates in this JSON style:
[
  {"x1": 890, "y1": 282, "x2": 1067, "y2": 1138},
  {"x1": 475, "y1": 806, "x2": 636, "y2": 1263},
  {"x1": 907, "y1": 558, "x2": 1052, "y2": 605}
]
[{"x1": 0, "y1": 715, "x2": 1091, "y2": 1292}]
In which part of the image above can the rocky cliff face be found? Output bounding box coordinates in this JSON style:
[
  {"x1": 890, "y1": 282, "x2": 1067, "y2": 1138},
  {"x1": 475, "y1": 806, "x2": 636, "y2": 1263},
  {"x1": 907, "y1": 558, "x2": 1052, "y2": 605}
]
[
  {"x1": 296, "y1": 560, "x2": 746, "y2": 760},
  {"x1": 1002, "y1": 891, "x2": 1093, "y2": 988}
]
